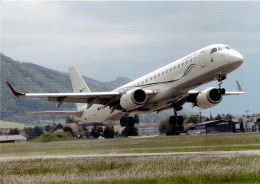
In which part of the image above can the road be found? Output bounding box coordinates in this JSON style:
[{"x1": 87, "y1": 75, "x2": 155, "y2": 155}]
[{"x1": 1, "y1": 150, "x2": 260, "y2": 162}]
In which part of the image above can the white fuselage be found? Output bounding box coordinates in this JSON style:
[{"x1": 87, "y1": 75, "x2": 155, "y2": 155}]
[{"x1": 74, "y1": 44, "x2": 243, "y2": 122}]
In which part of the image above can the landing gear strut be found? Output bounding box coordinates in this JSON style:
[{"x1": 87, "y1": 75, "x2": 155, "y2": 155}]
[
  {"x1": 120, "y1": 116, "x2": 135, "y2": 127},
  {"x1": 216, "y1": 74, "x2": 226, "y2": 95}
]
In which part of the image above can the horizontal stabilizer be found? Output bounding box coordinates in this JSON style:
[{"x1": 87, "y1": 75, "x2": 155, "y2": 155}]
[
  {"x1": 27, "y1": 111, "x2": 83, "y2": 117},
  {"x1": 225, "y1": 81, "x2": 246, "y2": 95}
]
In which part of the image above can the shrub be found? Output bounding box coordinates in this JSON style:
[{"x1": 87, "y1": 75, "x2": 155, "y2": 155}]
[
  {"x1": 104, "y1": 124, "x2": 115, "y2": 138},
  {"x1": 34, "y1": 132, "x2": 74, "y2": 142}
]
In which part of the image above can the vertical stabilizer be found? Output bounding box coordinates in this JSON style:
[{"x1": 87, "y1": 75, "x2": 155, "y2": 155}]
[{"x1": 69, "y1": 66, "x2": 91, "y2": 110}]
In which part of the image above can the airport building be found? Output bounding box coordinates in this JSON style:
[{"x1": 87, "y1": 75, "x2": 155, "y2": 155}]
[{"x1": 195, "y1": 120, "x2": 243, "y2": 134}]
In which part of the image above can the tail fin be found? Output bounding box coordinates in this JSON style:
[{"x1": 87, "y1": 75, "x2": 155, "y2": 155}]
[{"x1": 69, "y1": 66, "x2": 91, "y2": 110}]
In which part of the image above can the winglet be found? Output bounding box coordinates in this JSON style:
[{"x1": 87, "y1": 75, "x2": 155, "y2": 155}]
[
  {"x1": 7, "y1": 82, "x2": 25, "y2": 97},
  {"x1": 236, "y1": 81, "x2": 245, "y2": 92}
]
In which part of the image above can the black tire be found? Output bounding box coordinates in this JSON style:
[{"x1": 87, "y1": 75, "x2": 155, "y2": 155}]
[
  {"x1": 221, "y1": 88, "x2": 226, "y2": 94},
  {"x1": 169, "y1": 116, "x2": 177, "y2": 126},
  {"x1": 128, "y1": 117, "x2": 135, "y2": 127},
  {"x1": 177, "y1": 116, "x2": 184, "y2": 126},
  {"x1": 120, "y1": 117, "x2": 127, "y2": 127}
]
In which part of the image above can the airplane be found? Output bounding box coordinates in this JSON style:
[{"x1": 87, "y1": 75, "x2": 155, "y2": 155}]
[{"x1": 7, "y1": 44, "x2": 245, "y2": 127}]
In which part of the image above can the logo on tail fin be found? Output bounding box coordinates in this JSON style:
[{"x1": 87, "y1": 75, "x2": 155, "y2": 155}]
[{"x1": 79, "y1": 88, "x2": 85, "y2": 93}]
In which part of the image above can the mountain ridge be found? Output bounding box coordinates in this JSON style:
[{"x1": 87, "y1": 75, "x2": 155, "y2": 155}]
[{"x1": 0, "y1": 53, "x2": 131, "y2": 123}]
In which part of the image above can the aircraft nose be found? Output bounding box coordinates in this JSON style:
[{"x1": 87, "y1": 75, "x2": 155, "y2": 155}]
[{"x1": 229, "y1": 50, "x2": 244, "y2": 65}]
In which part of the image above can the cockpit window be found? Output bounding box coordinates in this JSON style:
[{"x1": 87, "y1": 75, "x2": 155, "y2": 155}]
[
  {"x1": 210, "y1": 48, "x2": 217, "y2": 54},
  {"x1": 218, "y1": 46, "x2": 226, "y2": 51}
]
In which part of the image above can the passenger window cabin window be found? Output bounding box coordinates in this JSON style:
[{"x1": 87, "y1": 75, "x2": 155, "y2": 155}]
[
  {"x1": 178, "y1": 65, "x2": 180, "y2": 68},
  {"x1": 154, "y1": 75, "x2": 156, "y2": 79},
  {"x1": 182, "y1": 63, "x2": 184, "y2": 66},
  {"x1": 174, "y1": 66, "x2": 176, "y2": 69},
  {"x1": 210, "y1": 48, "x2": 217, "y2": 54},
  {"x1": 170, "y1": 68, "x2": 172, "y2": 71},
  {"x1": 158, "y1": 74, "x2": 160, "y2": 77},
  {"x1": 190, "y1": 59, "x2": 192, "y2": 62},
  {"x1": 150, "y1": 77, "x2": 152, "y2": 80},
  {"x1": 166, "y1": 70, "x2": 168, "y2": 73},
  {"x1": 186, "y1": 61, "x2": 188, "y2": 64}
]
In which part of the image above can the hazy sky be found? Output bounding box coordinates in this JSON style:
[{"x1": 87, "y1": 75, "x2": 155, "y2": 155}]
[{"x1": 1, "y1": 1, "x2": 260, "y2": 116}]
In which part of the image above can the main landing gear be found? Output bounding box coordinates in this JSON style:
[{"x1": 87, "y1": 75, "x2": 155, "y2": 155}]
[
  {"x1": 167, "y1": 109, "x2": 185, "y2": 136},
  {"x1": 120, "y1": 116, "x2": 135, "y2": 127},
  {"x1": 169, "y1": 109, "x2": 184, "y2": 126},
  {"x1": 216, "y1": 74, "x2": 226, "y2": 95}
]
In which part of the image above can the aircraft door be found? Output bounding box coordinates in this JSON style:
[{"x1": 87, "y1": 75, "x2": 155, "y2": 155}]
[{"x1": 198, "y1": 51, "x2": 205, "y2": 68}]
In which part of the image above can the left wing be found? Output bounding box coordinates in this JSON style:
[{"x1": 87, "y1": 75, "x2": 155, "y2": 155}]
[
  {"x1": 7, "y1": 82, "x2": 120, "y2": 107},
  {"x1": 27, "y1": 111, "x2": 83, "y2": 117}
]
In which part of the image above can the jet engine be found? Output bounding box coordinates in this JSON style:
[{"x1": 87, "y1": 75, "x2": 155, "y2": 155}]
[
  {"x1": 120, "y1": 89, "x2": 147, "y2": 111},
  {"x1": 196, "y1": 87, "x2": 223, "y2": 109}
]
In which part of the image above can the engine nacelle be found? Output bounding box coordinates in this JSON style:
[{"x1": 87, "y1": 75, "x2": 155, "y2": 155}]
[
  {"x1": 196, "y1": 87, "x2": 223, "y2": 109},
  {"x1": 120, "y1": 89, "x2": 147, "y2": 111}
]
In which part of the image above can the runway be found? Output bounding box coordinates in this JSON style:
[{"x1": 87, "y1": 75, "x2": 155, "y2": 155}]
[{"x1": 1, "y1": 150, "x2": 260, "y2": 162}]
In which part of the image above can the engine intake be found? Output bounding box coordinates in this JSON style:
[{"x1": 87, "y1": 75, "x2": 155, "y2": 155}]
[
  {"x1": 120, "y1": 89, "x2": 147, "y2": 111},
  {"x1": 196, "y1": 87, "x2": 223, "y2": 109}
]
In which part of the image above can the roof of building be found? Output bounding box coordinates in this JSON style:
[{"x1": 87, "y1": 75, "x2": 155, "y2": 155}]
[
  {"x1": 185, "y1": 123, "x2": 196, "y2": 129},
  {"x1": 0, "y1": 135, "x2": 27, "y2": 142}
]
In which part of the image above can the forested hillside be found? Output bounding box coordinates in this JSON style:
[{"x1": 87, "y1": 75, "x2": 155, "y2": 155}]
[{"x1": 0, "y1": 53, "x2": 130, "y2": 123}]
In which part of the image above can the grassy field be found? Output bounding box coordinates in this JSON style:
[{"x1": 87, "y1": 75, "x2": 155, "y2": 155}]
[
  {"x1": 0, "y1": 120, "x2": 31, "y2": 128},
  {"x1": 1, "y1": 133, "x2": 260, "y2": 184},
  {"x1": 0, "y1": 133, "x2": 260, "y2": 157},
  {"x1": 1, "y1": 155, "x2": 260, "y2": 184}
]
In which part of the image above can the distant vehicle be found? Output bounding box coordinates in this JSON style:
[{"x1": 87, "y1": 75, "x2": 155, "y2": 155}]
[{"x1": 8, "y1": 44, "x2": 245, "y2": 127}]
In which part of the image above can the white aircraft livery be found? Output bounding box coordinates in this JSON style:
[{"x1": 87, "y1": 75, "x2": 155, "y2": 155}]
[{"x1": 8, "y1": 44, "x2": 245, "y2": 126}]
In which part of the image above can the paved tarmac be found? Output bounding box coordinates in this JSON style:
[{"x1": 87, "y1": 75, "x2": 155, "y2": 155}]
[{"x1": 1, "y1": 150, "x2": 260, "y2": 162}]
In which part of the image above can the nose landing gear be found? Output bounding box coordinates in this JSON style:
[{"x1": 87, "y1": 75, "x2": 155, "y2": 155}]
[{"x1": 216, "y1": 74, "x2": 226, "y2": 95}]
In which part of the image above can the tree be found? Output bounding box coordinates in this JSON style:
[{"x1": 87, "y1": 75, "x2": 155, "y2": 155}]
[
  {"x1": 44, "y1": 125, "x2": 51, "y2": 132},
  {"x1": 9, "y1": 128, "x2": 20, "y2": 135},
  {"x1": 186, "y1": 115, "x2": 200, "y2": 124},
  {"x1": 159, "y1": 119, "x2": 169, "y2": 134},
  {"x1": 104, "y1": 124, "x2": 115, "y2": 138},
  {"x1": 91, "y1": 126, "x2": 103, "y2": 138},
  {"x1": 63, "y1": 126, "x2": 74, "y2": 136},
  {"x1": 122, "y1": 126, "x2": 138, "y2": 137},
  {"x1": 215, "y1": 114, "x2": 222, "y2": 120},
  {"x1": 24, "y1": 126, "x2": 44, "y2": 139}
]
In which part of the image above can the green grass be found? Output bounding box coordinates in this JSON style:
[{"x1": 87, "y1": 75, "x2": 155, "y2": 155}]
[
  {"x1": 1, "y1": 133, "x2": 260, "y2": 157},
  {"x1": 1, "y1": 155, "x2": 260, "y2": 184},
  {"x1": 0, "y1": 120, "x2": 30, "y2": 128}
]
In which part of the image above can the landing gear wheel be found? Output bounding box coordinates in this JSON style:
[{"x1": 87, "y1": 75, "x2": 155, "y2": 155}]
[
  {"x1": 169, "y1": 116, "x2": 177, "y2": 126},
  {"x1": 128, "y1": 117, "x2": 135, "y2": 127},
  {"x1": 120, "y1": 116, "x2": 135, "y2": 127},
  {"x1": 177, "y1": 116, "x2": 184, "y2": 126},
  {"x1": 120, "y1": 117, "x2": 127, "y2": 127}
]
